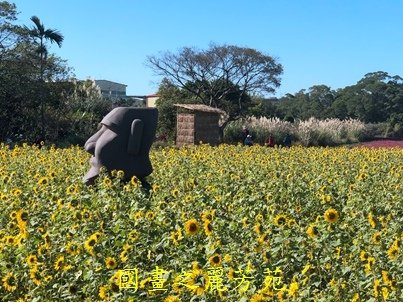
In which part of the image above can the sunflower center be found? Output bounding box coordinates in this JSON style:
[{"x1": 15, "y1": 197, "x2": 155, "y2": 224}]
[
  {"x1": 189, "y1": 223, "x2": 197, "y2": 232},
  {"x1": 21, "y1": 212, "x2": 28, "y2": 221},
  {"x1": 7, "y1": 276, "x2": 16, "y2": 286}
]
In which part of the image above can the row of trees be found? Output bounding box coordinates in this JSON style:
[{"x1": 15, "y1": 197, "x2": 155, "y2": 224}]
[
  {"x1": 0, "y1": 2, "x2": 111, "y2": 144},
  {"x1": 275, "y1": 71, "x2": 403, "y2": 125},
  {"x1": 145, "y1": 39, "x2": 402, "y2": 140},
  {"x1": 149, "y1": 54, "x2": 403, "y2": 139}
]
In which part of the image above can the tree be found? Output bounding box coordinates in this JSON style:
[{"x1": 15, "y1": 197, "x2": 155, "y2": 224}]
[
  {"x1": 0, "y1": 41, "x2": 73, "y2": 142},
  {"x1": 49, "y1": 79, "x2": 112, "y2": 145},
  {"x1": 1, "y1": 6, "x2": 73, "y2": 142},
  {"x1": 0, "y1": 1, "x2": 19, "y2": 57},
  {"x1": 1, "y1": 3, "x2": 110, "y2": 144},
  {"x1": 147, "y1": 44, "x2": 283, "y2": 139},
  {"x1": 154, "y1": 78, "x2": 194, "y2": 140},
  {"x1": 24, "y1": 16, "x2": 64, "y2": 79},
  {"x1": 23, "y1": 15, "x2": 64, "y2": 139},
  {"x1": 308, "y1": 85, "x2": 335, "y2": 108},
  {"x1": 333, "y1": 71, "x2": 403, "y2": 124}
]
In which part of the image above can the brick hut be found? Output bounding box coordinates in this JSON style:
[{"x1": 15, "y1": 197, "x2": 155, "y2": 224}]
[{"x1": 174, "y1": 104, "x2": 225, "y2": 147}]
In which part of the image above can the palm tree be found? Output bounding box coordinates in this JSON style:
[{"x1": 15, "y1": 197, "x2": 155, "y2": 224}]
[{"x1": 24, "y1": 16, "x2": 64, "y2": 141}]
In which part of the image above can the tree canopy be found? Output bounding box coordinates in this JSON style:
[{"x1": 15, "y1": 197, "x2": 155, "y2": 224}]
[
  {"x1": 0, "y1": 1, "x2": 19, "y2": 57},
  {"x1": 147, "y1": 44, "x2": 283, "y2": 135},
  {"x1": 0, "y1": 2, "x2": 109, "y2": 144},
  {"x1": 276, "y1": 71, "x2": 403, "y2": 127}
]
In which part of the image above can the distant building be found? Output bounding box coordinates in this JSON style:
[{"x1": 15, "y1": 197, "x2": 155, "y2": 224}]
[
  {"x1": 94, "y1": 80, "x2": 127, "y2": 99},
  {"x1": 93, "y1": 80, "x2": 152, "y2": 107},
  {"x1": 145, "y1": 94, "x2": 159, "y2": 107},
  {"x1": 124, "y1": 93, "x2": 159, "y2": 107}
]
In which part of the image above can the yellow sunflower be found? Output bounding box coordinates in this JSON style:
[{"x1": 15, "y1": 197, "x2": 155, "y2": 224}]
[
  {"x1": 324, "y1": 208, "x2": 339, "y2": 223},
  {"x1": 227, "y1": 268, "x2": 236, "y2": 280},
  {"x1": 382, "y1": 270, "x2": 393, "y2": 286},
  {"x1": 102, "y1": 177, "x2": 112, "y2": 187},
  {"x1": 66, "y1": 242, "x2": 80, "y2": 255},
  {"x1": 258, "y1": 233, "x2": 270, "y2": 245},
  {"x1": 81, "y1": 209, "x2": 91, "y2": 220},
  {"x1": 184, "y1": 219, "x2": 200, "y2": 235},
  {"x1": 368, "y1": 212, "x2": 376, "y2": 228},
  {"x1": 30, "y1": 267, "x2": 42, "y2": 286},
  {"x1": 287, "y1": 219, "x2": 296, "y2": 227},
  {"x1": 208, "y1": 254, "x2": 222, "y2": 267},
  {"x1": 387, "y1": 244, "x2": 399, "y2": 260},
  {"x1": 255, "y1": 213, "x2": 264, "y2": 222},
  {"x1": 2, "y1": 272, "x2": 17, "y2": 292},
  {"x1": 5, "y1": 235, "x2": 16, "y2": 246},
  {"x1": 26, "y1": 255, "x2": 38, "y2": 267},
  {"x1": 0, "y1": 192, "x2": 8, "y2": 200},
  {"x1": 132, "y1": 211, "x2": 143, "y2": 221},
  {"x1": 254, "y1": 223, "x2": 263, "y2": 235},
  {"x1": 273, "y1": 214, "x2": 288, "y2": 227},
  {"x1": 371, "y1": 232, "x2": 381, "y2": 244},
  {"x1": 192, "y1": 261, "x2": 202, "y2": 270},
  {"x1": 66, "y1": 185, "x2": 77, "y2": 195},
  {"x1": 373, "y1": 279, "x2": 381, "y2": 298},
  {"x1": 145, "y1": 211, "x2": 156, "y2": 220},
  {"x1": 37, "y1": 176, "x2": 49, "y2": 186},
  {"x1": 105, "y1": 257, "x2": 117, "y2": 269},
  {"x1": 128, "y1": 230, "x2": 139, "y2": 242},
  {"x1": 201, "y1": 210, "x2": 215, "y2": 222},
  {"x1": 250, "y1": 293, "x2": 266, "y2": 302},
  {"x1": 171, "y1": 188, "x2": 179, "y2": 198},
  {"x1": 116, "y1": 170, "x2": 125, "y2": 179},
  {"x1": 204, "y1": 221, "x2": 213, "y2": 236},
  {"x1": 262, "y1": 250, "x2": 271, "y2": 263},
  {"x1": 359, "y1": 250, "x2": 368, "y2": 262},
  {"x1": 131, "y1": 175, "x2": 140, "y2": 186},
  {"x1": 171, "y1": 230, "x2": 182, "y2": 245},
  {"x1": 223, "y1": 254, "x2": 232, "y2": 263},
  {"x1": 187, "y1": 269, "x2": 208, "y2": 296},
  {"x1": 9, "y1": 210, "x2": 18, "y2": 220},
  {"x1": 152, "y1": 183, "x2": 160, "y2": 193},
  {"x1": 306, "y1": 225, "x2": 319, "y2": 238},
  {"x1": 99, "y1": 285, "x2": 109, "y2": 300},
  {"x1": 164, "y1": 295, "x2": 181, "y2": 302},
  {"x1": 84, "y1": 235, "x2": 98, "y2": 255},
  {"x1": 120, "y1": 250, "x2": 128, "y2": 263},
  {"x1": 288, "y1": 281, "x2": 299, "y2": 297},
  {"x1": 54, "y1": 255, "x2": 65, "y2": 271}
]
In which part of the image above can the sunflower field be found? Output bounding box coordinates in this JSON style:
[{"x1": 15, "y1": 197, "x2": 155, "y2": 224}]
[{"x1": 0, "y1": 143, "x2": 402, "y2": 302}]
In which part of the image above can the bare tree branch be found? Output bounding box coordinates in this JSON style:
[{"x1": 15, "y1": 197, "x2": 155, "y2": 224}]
[{"x1": 147, "y1": 44, "x2": 283, "y2": 136}]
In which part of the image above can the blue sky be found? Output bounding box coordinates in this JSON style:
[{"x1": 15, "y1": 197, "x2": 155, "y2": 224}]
[{"x1": 11, "y1": 0, "x2": 403, "y2": 97}]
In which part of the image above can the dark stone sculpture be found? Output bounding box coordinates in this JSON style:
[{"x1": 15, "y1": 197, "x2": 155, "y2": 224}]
[{"x1": 83, "y1": 107, "x2": 158, "y2": 185}]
